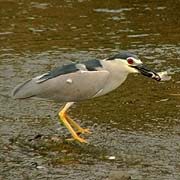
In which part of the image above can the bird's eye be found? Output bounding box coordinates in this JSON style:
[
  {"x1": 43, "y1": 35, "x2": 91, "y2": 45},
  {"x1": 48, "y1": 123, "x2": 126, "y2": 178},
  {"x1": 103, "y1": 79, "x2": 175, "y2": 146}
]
[{"x1": 127, "y1": 58, "x2": 134, "y2": 65}]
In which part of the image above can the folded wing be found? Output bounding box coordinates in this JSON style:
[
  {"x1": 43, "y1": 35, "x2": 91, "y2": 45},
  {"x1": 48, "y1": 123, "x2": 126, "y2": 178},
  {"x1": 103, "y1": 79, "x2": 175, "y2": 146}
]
[{"x1": 12, "y1": 70, "x2": 109, "y2": 102}]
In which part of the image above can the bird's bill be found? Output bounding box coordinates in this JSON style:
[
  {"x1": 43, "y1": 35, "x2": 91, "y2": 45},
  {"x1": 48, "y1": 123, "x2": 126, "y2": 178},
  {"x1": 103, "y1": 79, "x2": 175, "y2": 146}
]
[{"x1": 134, "y1": 64, "x2": 161, "y2": 81}]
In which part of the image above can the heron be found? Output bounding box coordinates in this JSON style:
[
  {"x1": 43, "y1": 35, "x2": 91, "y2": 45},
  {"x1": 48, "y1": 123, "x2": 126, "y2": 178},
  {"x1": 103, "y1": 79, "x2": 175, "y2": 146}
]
[{"x1": 12, "y1": 52, "x2": 162, "y2": 143}]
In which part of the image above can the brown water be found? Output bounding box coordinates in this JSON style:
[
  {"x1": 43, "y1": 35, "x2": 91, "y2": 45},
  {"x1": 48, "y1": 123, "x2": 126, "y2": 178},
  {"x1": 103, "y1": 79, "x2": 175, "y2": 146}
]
[{"x1": 0, "y1": 1, "x2": 180, "y2": 179}]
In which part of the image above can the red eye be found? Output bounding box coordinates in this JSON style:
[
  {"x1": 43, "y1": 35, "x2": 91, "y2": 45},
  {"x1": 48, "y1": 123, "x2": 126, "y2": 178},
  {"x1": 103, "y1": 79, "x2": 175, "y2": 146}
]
[{"x1": 127, "y1": 58, "x2": 134, "y2": 64}]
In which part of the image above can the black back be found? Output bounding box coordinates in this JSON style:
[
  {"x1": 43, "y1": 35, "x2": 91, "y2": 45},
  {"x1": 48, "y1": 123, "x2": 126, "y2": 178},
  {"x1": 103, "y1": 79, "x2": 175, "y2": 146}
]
[
  {"x1": 37, "y1": 59, "x2": 102, "y2": 83},
  {"x1": 83, "y1": 59, "x2": 102, "y2": 71}
]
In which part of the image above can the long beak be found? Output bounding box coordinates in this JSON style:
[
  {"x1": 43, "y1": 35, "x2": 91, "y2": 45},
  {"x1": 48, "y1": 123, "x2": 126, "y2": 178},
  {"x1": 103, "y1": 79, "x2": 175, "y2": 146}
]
[{"x1": 134, "y1": 64, "x2": 161, "y2": 81}]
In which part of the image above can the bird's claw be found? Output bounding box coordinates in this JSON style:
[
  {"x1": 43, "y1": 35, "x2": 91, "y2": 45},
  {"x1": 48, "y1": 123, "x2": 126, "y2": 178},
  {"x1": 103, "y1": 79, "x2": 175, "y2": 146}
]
[
  {"x1": 77, "y1": 128, "x2": 91, "y2": 135},
  {"x1": 66, "y1": 136, "x2": 88, "y2": 143}
]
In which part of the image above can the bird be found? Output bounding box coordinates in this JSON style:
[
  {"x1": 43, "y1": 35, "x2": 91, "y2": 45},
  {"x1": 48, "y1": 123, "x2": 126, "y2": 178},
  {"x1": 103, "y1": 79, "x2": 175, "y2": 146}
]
[{"x1": 11, "y1": 51, "x2": 161, "y2": 143}]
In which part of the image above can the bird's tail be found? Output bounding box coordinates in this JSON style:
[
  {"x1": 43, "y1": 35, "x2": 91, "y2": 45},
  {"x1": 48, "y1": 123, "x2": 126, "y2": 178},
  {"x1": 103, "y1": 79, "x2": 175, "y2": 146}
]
[{"x1": 11, "y1": 79, "x2": 38, "y2": 99}]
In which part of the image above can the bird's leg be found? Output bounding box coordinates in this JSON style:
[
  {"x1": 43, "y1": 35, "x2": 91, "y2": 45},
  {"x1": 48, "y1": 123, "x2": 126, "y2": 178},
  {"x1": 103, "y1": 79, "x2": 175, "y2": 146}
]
[
  {"x1": 64, "y1": 113, "x2": 91, "y2": 134},
  {"x1": 58, "y1": 102, "x2": 87, "y2": 143}
]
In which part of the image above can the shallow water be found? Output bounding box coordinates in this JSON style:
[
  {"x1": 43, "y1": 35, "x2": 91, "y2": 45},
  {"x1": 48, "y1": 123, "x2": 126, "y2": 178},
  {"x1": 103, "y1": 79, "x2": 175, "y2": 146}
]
[{"x1": 0, "y1": 0, "x2": 180, "y2": 179}]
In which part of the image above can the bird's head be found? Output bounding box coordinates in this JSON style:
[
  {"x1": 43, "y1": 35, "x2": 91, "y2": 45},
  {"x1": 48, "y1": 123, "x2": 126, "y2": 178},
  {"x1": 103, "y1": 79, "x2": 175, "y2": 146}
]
[{"x1": 106, "y1": 52, "x2": 161, "y2": 81}]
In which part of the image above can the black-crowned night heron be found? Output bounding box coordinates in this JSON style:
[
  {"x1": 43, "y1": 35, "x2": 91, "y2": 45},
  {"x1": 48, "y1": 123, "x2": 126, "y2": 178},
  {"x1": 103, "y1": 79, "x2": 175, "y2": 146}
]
[{"x1": 12, "y1": 52, "x2": 162, "y2": 143}]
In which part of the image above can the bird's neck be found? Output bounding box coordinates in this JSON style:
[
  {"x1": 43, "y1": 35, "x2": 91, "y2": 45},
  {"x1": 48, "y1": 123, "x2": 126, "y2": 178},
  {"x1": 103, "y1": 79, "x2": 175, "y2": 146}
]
[{"x1": 97, "y1": 60, "x2": 129, "y2": 96}]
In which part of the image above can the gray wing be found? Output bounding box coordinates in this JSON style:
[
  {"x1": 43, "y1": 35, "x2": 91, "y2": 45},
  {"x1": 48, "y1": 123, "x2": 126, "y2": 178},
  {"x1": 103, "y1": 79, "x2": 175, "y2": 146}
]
[
  {"x1": 36, "y1": 59, "x2": 102, "y2": 83},
  {"x1": 12, "y1": 70, "x2": 109, "y2": 102}
]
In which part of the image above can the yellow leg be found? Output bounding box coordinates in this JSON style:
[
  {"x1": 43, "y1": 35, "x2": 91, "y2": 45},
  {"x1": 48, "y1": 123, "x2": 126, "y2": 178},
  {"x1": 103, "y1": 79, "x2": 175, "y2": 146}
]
[
  {"x1": 58, "y1": 102, "x2": 87, "y2": 143},
  {"x1": 64, "y1": 113, "x2": 91, "y2": 134}
]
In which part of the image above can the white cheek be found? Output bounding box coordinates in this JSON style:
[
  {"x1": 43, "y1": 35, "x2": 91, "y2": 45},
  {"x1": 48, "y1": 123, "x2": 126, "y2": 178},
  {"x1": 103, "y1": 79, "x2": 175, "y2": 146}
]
[
  {"x1": 121, "y1": 63, "x2": 139, "y2": 73},
  {"x1": 129, "y1": 66, "x2": 139, "y2": 73}
]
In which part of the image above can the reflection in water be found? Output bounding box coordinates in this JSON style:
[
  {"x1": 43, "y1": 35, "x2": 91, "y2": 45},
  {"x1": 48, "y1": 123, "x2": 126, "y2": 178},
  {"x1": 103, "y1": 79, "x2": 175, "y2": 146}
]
[{"x1": 0, "y1": 0, "x2": 179, "y2": 179}]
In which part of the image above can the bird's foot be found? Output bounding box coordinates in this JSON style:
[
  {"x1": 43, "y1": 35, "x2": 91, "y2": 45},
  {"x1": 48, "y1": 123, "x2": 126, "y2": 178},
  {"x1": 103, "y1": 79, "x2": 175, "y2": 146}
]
[
  {"x1": 77, "y1": 128, "x2": 91, "y2": 135},
  {"x1": 66, "y1": 136, "x2": 88, "y2": 143}
]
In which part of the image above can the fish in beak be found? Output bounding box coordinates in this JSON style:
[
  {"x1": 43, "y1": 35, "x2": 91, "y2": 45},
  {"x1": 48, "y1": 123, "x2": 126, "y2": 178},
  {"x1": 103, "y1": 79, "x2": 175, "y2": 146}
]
[{"x1": 134, "y1": 64, "x2": 162, "y2": 81}]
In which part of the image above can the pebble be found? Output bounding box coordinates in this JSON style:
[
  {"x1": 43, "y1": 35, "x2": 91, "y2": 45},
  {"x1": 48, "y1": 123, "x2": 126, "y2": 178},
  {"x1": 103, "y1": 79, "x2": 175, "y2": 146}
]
[{"x1": 108, "y1": 156, "x2": 116, "y2": 160}]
